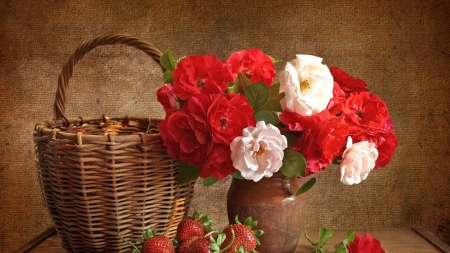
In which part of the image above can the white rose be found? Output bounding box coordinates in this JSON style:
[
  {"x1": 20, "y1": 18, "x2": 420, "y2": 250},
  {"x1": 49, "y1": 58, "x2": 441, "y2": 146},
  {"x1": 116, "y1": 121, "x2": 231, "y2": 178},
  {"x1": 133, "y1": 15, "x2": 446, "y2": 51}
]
[
  {"x1": 337, "y1": 137, "x2": 379, "y2": 185},
  {"x1": 279, "y1": 54, "x2": 334, "y2": 116},
  {"x1": 230, "y1": 121, "x2": 288, "y2": 182}
]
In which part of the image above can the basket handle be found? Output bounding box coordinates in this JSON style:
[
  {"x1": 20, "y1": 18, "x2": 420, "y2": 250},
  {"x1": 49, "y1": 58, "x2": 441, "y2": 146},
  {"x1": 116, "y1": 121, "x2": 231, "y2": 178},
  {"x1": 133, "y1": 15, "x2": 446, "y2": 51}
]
[{"x1": 54, "y1": 34, "x2": 166, "y2": 123}]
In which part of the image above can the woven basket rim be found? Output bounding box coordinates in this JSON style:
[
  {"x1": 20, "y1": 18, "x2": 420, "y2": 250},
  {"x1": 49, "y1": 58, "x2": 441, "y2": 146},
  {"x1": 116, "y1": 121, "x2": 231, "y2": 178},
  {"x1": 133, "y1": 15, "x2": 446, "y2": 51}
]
[{"x1": 34, "y1": 115, "x2": 163, "y2": 142}]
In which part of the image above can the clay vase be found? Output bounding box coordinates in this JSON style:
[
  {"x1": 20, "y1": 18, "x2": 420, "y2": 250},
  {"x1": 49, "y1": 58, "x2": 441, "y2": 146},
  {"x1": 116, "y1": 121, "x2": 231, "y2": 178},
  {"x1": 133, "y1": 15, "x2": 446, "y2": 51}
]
[{"x1": 227, "y1": 173, "x2": 307, "y2": 253}]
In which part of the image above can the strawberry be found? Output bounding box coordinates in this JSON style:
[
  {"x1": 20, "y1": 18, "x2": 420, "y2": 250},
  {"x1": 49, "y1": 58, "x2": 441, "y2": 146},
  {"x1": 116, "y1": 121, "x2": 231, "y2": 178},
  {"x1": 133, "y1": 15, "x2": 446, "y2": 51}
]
[
  {"x1": 142, "y1": 236, "x2": 175, "y2": 253},
  {"x1": 233, "y1": 245, "x2": 259, "y2": 253},
  {"x1": 120, "y1": 228, "x2": 175, "y2": 253},
  {"x1": 186, "y1": 237, "x2": 211, "y2": 253},
  {"x1": 176, "y1": 210, "x2": 215, "y2": 244},
  {"x1": 177, "y1": 219, "x2": 204, "y2": 244},
  {"x1": 185, "y1": 232, "x2": 234, "y2": 253},
  {"x1": 177, "y1": 236, "x2": 199, "y2": 253},
  {"x1": 221, "y1": 216, "x2": 263, "y2": 253}
]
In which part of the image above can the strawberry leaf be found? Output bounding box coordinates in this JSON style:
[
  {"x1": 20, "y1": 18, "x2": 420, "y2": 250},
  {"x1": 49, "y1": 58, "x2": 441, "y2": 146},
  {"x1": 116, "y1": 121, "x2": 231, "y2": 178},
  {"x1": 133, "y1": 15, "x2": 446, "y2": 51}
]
[
  {"x1": 244, "y1": 217, "x2": 252, "y2": 227},
  {"x1": 235, "y1": 215, "x2": 242, "y2": 224},
  {"x1": 253, "y1": 229, "x2": 264, "y2": 237},
  {"x1": 216, "y1": 233, "x2": 226, "y2": 246},
  {"x1": 143, "y1": 228, "x2": 155, "y2": 240},
  {"x1": 210, "y1": 242, "x2": 221, "y2": 251}
]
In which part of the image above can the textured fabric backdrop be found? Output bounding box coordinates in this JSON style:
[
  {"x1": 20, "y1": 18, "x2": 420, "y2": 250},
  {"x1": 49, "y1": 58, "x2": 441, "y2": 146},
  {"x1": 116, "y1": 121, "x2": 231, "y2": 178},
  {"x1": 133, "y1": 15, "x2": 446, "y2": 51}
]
[{"x1": 1, "y1": 0, "x2": 449, "y2": 252}]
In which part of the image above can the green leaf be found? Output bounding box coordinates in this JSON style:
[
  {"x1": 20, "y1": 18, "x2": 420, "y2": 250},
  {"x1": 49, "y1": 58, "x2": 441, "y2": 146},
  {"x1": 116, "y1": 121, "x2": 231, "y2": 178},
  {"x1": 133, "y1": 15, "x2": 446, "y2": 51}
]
[
  {"x1": 143, "y1": 228, "x2": 154, "y2": 240},
  {"x1": 203, "y1": 176, "x2": 219, "y2": 186},
  {"x1": 234, "y1": 73, "x2": 252, "y2": 94},
  {"x1": 216, "y1": 233, "x2": 226, "y2": 246},
  {"x1": 177, "y1": 163, "x2": 200, "y2": 185},
  {"x1": 334, "y1": 245, "x2": 347, "y2": 253},
  {"x1": 270, "y1": 111, "x2": 280, "y2": 126},
  {"x1": 160, "y1": 49, "x2": 176, "y2": 71},
  {"x1": 254, "y1": 110, "x2": 276, "y2": 125},
  {"x1": 254, "y1": 230, "x2": 264, "y2": 237},
  {"x1": 332, "y1": 156, "x2": 342, "y2": 165},
  {"x1": 232, "y1": 171, "x2": 244, "y2": 179},
  {"x1": 163, "y1": 70, "x2": 173, "y2": 83},
  {"x1": 279, "y1": 150, "x2": 306, "y2": 177},
  {"x1": 209, "y1": 243, "x2": 220, "y2": 251},
  {"x1": 268, "y1": 55, "x2": 282, "y2": 63},
  {"x1": 296, "y1": 177, "x2": 316, "y2": 196},
  {"x1": 318, "y1": 227, "x2": 327, "y2": 242},
  {"x1": 282, "y1": 131, "x2": 297, "y2": 149},
  {"x1": 346, "y1": 230, "x2": 356, "y2": 244},
  {"x1": 244, "y1": 82, "x2": 269, "y2": 110},
  {"x1": 260, "y1": 83, "x2": 285, "y2": 112},
  {"x1": 319, "y1": 228, "x2": 333, "y2": 246},
  {"x1": 305, "y1": 232, "x2": 316, "y2": 246}
]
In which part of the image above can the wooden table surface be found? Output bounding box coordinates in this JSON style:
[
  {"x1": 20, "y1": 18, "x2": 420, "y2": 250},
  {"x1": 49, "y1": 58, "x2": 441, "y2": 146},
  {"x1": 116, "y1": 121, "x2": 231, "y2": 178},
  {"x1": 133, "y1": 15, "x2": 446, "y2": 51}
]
[{"x1": 19, "y1": 227, "x2": 450, "y2": 253}]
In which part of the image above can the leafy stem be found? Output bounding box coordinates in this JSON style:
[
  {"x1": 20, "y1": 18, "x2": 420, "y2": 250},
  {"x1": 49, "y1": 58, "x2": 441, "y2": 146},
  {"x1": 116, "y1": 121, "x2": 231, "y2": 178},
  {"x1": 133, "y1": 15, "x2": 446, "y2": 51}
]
[{"x1": 306, "y1": 227, "x2": 356, "y2": 253}]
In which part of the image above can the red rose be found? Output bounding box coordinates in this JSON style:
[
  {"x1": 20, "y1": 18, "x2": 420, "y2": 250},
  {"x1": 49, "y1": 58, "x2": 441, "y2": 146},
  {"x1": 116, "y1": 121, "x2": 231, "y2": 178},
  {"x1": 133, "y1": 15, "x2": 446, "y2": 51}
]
[
  {"x1": 342, "y1": 92, "x2": 390, "y2": 134},
  {"x1": 280, "y1": 110, "x2": 349, "y2": 175},
  {"x1": 330, "y1": 67, "x2": 369, "y2": 96},
  {"x1": 207, "y1": 93, "x2": 256, "y2": 145},
  {"x1": 347, "y1": 233, "x2": 385, "y2": 253},
  {"x1": 226, "y1": 48, "x2": 276, "y2": 86},
  {"x1": 172, "y1": 55, "x2": 230, "y2": 100},
  {"x1": 156, "y1": 83, "x2": 179, "y2": 117},
  {"x1": 159, "y1": 110, "x2": 212, "y2": 169},
  {"x1": 200, "y1": 143, "x2": 237, "y2": 179},
  {"x1": 353, "y1": 128, "x2": 398, "y2": 169},
  {"x1": 327, "y1": 81, "x2": 347, "y2": 115}
]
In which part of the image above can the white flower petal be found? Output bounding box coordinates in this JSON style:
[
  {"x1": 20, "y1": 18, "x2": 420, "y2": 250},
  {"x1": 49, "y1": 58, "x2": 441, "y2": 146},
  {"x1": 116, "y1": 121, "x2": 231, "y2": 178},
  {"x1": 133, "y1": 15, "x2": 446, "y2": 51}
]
[
  {"x1": 337, "y1": 139, "x2": 379, "y2": 186},
  {"x1": 230, "y1": 121, "x2": 288, "y2": 182},
  {"x1": 279, "y1": 54, "x2": 334, "y2": 116}
]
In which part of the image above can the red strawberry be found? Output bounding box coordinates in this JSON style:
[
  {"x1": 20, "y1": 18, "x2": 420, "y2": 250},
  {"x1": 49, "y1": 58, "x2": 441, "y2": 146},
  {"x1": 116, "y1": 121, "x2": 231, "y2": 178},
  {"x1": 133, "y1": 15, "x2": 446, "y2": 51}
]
[
  {"x1": 186, "y1": 237, "x2": 211, "y2": 253},
  {"x1": 177, "y1": 236, "x2": 199, "y2": 253},
  {"x1": 233, "y1": 244, "x2": 259, "y2": 253},
  {"x1": 177, "y1": 219, "x2": 204, "y2": 244},
  {"x1": 221, "y1": 216, "x2": 263, "y2": 253},
  {"x1": 176, "y1": 210, "x2": 215, "y2": 244},
  {"x1": 142, "y1": 235, "x2": 175, "y2": 253},
  {"x1": 185, "y1": 232, "x2": 231, "y2": 253},
  {"x1": 120, "y1": 228, "x2": 175, "y2": 253}
]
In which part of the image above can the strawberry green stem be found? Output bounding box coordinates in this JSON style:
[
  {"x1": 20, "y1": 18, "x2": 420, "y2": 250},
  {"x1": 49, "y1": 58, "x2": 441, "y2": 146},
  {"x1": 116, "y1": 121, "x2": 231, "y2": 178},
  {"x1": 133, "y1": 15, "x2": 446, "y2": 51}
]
[
  {"x1": 118, "y1": 233, "x2": 140, "y2": 252},
  {"x1": 220, "y1": 228, "x2": 236, "y2": 253}
]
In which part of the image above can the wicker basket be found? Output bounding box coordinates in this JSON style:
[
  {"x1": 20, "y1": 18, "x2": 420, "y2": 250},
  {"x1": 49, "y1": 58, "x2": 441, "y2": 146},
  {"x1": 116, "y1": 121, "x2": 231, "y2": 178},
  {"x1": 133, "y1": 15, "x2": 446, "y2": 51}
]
[{"x1": 33, "y1": 35, "x2": 195, "y2": 253}]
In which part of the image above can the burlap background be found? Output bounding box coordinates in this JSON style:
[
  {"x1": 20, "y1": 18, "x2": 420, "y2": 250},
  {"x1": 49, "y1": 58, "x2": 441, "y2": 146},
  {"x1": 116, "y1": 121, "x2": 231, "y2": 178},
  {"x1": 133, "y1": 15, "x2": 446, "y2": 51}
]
[{"x1": 1, "y1": 1, "x2": 449, "y2": 252}]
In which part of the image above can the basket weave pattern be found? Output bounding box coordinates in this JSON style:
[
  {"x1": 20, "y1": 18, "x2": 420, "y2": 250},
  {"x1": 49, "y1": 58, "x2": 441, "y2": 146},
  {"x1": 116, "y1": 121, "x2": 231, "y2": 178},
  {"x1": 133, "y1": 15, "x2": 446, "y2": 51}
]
[{"x1": 34, "y1": 35, "x2": 195, "y2": 252}]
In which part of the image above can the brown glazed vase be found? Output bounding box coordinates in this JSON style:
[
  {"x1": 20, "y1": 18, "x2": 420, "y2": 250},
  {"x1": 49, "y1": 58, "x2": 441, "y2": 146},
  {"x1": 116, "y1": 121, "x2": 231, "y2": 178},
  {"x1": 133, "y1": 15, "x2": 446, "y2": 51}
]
[{"x1": 227, "y1": 173, "x2": 307, "y2": 253}]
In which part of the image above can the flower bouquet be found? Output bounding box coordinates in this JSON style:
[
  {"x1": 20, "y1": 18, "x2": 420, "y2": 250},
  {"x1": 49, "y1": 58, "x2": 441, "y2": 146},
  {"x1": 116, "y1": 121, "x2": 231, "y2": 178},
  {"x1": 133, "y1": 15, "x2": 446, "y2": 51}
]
[
  {"x1": 155, "y1": 48, "x2": 398, "y2": 252},
  {"x1": 156, "y1": 48, "x2": 398, "y2": 191}
]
